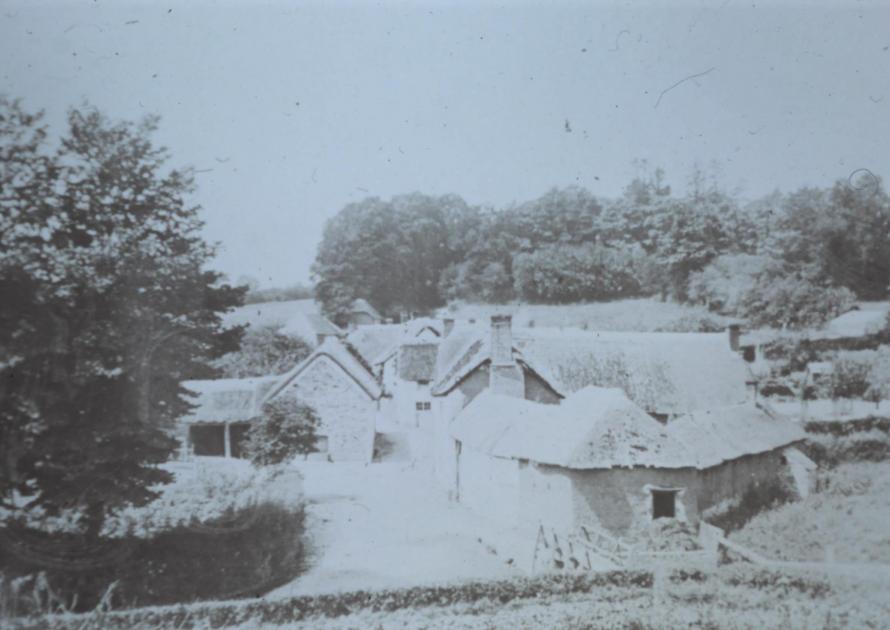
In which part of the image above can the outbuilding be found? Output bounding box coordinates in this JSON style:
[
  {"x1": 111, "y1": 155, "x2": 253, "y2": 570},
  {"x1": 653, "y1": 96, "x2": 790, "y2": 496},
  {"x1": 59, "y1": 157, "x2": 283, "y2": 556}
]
[{"x1": 449, "y1": 386, "x2": 807, "y2": 537}]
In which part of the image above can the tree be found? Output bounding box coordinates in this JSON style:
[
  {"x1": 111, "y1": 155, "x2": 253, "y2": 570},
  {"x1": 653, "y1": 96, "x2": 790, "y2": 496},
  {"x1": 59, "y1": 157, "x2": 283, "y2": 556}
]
[
  {"x1": 738, "y1": 262, "x2": 855, "y2": 329},
  {"x1": 313, "y1": 193, "x2": 479, "y2": 320},
  {"x1": 214, "y1": 324, "x2": 312, "y2": 377},
  {"x1": 0, "y1": 102, "x2": 244, "y2": 535},
  {"x1": 242, "y1": 397, "x2": 321, "y2": 466},
  {"x1": 866, "y1": 345, "x2": 890, "y2": 407}
]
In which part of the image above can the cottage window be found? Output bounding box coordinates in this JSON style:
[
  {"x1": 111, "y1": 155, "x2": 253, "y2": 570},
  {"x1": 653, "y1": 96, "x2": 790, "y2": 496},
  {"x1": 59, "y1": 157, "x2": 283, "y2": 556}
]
[
  {"x1": 651, "y1": 489, "x2": 678, "y2": 519},
  {"x1": 416, "y1": 401, "x2": 431, "y2": 411}
]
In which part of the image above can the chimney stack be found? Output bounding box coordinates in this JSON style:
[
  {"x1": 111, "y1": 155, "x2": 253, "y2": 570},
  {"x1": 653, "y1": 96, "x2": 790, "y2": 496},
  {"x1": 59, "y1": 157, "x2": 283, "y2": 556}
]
[
  {"x1": 489, "y1": 315, "x2": 524, "y2": 397},
  {"x1": 727, "y1": 324, "x2": 741, "y2": 352},
  {"x1": 443, "y1": 318, "x2": 455, "y2": 337},
  {"x1": 491, "y1": 314, "x2": 514, "y2": 366}
]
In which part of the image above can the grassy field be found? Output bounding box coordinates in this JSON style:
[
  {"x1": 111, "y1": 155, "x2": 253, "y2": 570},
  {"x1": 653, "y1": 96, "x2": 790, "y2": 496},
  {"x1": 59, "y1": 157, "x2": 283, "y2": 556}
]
[
  {"x1": 441, "y1": 299, "x2": 733, "y2": 332},
  {"x1": 732, "y1": 462, "x2": 890, "y2": 563}
]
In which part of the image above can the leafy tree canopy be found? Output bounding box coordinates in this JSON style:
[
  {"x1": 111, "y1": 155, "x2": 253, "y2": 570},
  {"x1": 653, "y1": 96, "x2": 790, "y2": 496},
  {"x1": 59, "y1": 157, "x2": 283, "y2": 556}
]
[{"x1": 0, "y1": 99, "x2": 244, "y2": 534}]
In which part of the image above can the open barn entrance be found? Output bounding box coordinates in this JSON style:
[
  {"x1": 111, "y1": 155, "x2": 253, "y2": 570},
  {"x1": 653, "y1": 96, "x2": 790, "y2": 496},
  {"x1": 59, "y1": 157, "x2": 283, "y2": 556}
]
[
  {"x1": 651, "y1": 489, "x2": 678, "y2": 519},
  {"x1": 190, "y1": 424, "x2": 226, "y2": 456}
]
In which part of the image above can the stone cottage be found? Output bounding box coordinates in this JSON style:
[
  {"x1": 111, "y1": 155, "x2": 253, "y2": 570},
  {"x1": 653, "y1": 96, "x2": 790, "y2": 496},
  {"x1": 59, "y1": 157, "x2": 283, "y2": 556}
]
[
  {"x1": 449, "y1": 386, "x2": 806, "y2": 535},
  {"x1": 263, "y1": 337, "x2": 382, "y2": 462},
  {"x1": 423, "y1": 314, "x2": 807, "y2": 532}
]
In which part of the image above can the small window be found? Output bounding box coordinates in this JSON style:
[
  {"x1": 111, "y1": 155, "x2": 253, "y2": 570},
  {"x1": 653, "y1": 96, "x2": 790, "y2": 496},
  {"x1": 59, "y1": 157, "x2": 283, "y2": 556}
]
[
  {"x1": 416, "y1": 401, "x2": 431, "y2": 411},
  {"x1": 652, "y1": 490, "x2": 677, "y2": 519}
]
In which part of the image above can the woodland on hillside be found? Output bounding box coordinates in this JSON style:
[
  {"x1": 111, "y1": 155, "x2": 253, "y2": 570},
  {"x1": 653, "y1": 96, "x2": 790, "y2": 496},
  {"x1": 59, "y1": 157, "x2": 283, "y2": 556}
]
[{"x1": 313, "y1": 166, "x2": 890, "y2": 329}]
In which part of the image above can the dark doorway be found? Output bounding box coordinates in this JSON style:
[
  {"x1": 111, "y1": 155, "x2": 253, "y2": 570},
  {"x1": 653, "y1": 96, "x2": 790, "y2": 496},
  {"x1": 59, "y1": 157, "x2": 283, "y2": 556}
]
[
  {"x1": 229, "y1": 422, "x2": 252, "y2": 459},
  {"x1": 190, "y1": 424, "x2": 225, "y2": 456},
  {"x1": 651, "y1": 490, "x2": 677, "y2": 519}
]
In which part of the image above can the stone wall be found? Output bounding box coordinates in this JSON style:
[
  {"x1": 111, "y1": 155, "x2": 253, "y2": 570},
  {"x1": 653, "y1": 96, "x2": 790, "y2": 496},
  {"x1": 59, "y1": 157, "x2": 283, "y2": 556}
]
[{"x1": 279, "y1": 355, "x2": 376, "y2": 462}]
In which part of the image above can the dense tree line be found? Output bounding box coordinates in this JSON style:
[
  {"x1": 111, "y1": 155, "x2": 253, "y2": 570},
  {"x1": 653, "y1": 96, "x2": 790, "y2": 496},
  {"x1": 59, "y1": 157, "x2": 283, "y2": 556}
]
[{"x1": 313, "y1": 167, "x2": 890, "y2": 329}]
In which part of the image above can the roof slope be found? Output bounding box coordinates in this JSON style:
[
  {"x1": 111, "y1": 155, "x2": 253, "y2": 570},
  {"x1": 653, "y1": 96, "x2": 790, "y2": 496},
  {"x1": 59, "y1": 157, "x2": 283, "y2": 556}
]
[
  {"x1": 823, "y1": 303, "x2": 890, "y2": 338},
  {"x1": 350, "y1": 298, "x2": 382, "y2": 320},
  {"x1": 180, "y1": 377, "x2": 278, "y2": 423},
  {"x1": 451, "y1": 387, "x2": 694, "y2": 469},
  {"x1": 278, "y1": 312, "x2": 341, "y2": 344},
  {"x1": 433, "y1": 325, "x2": 751, "y2": 414},
  {"x1": 265, "y1": 337, "x2": 382, "y2": 401},
  {"x1": 451, "y1": 387, "x2": 805, "y2": 470}
]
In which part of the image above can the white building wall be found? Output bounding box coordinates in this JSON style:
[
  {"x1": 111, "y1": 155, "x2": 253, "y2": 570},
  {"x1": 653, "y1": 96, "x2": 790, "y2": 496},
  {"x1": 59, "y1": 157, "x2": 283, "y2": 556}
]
[
  {"x1": 457, "y1": 447, "x2": 521, "y2": 525},
  {"x1": 279, "y1": 355, "x2": 376, "y2": 462}
]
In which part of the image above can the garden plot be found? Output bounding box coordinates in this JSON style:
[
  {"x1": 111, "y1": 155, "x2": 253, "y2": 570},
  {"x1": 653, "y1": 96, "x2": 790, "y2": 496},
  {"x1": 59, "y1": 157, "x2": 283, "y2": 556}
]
[{"x1": 268, "y1": 461, "x2": 524, "y2": 597}]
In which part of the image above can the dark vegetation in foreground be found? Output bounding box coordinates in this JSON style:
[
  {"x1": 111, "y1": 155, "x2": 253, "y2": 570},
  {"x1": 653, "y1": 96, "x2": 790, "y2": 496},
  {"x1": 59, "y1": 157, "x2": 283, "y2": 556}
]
[
  {"x1": 4, "y1": 566, "x2": 841, "y2": 629},
  {"x1": 0, "y1": 502, "x2": 305, "y2": 614}
]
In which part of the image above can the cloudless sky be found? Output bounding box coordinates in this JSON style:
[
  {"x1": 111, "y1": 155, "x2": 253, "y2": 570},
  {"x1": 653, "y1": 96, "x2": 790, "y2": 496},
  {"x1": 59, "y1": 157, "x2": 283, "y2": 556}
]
[{"x1": 2, "y1": 0, "x2": 889, "y2": 286}]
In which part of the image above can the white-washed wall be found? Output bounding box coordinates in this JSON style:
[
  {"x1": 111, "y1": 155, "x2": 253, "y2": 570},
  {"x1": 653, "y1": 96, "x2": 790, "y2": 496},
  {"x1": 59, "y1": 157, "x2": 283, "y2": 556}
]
[
  {"x1": 457, "y1": 447, "x2": 521, "y2": 525},
  {"x1": 281, "y1": 355, "x2": 376, "y2": 462}
]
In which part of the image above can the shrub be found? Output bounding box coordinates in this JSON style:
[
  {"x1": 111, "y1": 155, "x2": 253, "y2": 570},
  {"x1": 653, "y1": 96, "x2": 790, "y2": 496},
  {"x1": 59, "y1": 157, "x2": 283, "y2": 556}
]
[
  {"x1": 705, "y1": 478, "x2": 796, "y2": 532},
  {"x1": 242, "y1": 397, "x2": 321, "y2": 466}
]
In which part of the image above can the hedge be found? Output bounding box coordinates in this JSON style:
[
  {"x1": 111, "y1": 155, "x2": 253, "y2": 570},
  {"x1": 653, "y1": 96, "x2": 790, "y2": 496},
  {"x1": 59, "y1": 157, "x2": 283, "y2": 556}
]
[
  {"x1": 0, "y1": 501, "x2": 306, "y2": 613},
  {"x1": 15, "y1": 571, "x2": 653, "y2": 629},
  {"x1": 803, "y1": 416, "x2": 890, "y2": 436},
  {"x1": 10, "y1": 566, "x2": 838, "y2": 630}
]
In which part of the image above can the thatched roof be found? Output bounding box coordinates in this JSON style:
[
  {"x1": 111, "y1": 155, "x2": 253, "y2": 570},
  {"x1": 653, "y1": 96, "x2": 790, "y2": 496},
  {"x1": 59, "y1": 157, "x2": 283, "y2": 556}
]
[
  {"x1": 350, "y1": 298, "x2": 382, "y2": 320},
  {"x1": 451, "y1": 387, "x2": 804, "y2": 470},
  {"x1": 433, "y1": 325, "x2": 751, "y2": 415},
  {"x1": 278, "y1": 312, "x2": 341, "y2": 345},
  {"x1": 264, "y1": 337, "x2": 382, "y2": 401},
  {"x1": 180, "y1": 377, "x2": 278, "y2": 424}
]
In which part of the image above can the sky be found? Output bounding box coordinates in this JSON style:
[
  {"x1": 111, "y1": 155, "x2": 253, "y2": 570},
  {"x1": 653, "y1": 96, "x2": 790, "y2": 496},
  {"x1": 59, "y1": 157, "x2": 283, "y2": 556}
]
[{"x1": 2, "y1": 0, "x2": 889, "y2": 287}]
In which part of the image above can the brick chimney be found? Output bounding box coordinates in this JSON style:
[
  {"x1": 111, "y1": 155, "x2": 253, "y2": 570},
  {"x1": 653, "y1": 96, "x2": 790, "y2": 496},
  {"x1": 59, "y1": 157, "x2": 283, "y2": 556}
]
[
  {"x1": 727, "y1": 324, "x2": 741, "y2": 352},
  {"x1": 443, "y1": 318, "x2": 455, "y2": 337},
  {"x1": 489, "y1": 315, "x2": 524, "y2": 397}
]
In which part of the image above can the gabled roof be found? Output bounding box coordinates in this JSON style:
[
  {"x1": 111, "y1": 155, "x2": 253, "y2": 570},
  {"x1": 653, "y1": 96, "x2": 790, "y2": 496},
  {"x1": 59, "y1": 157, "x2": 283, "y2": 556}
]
[
  {"x1": 346, "y1": 318, "x2": 443, "y2": 366},
  {"x1": 451, "y1": 387, "x2": 805, "y2": 470},
  {"x1": 180, "y1": 377, "x2": 278, "y2": 423},
  {"x1": 433, "y1": 326, "x2": 751, "y2": 415},
  {"x1": 822, "y1": 303, "x2": 890, "y2": 338},
  {"x1": 278, "y1": 312, "x2": 341, "y2": 344},
  {"x1": 264, "y1": 337, "x2": 382, "y2": 401},
  {"x1": 350, "y1": 298, "x2": 382, "y2": 320}
]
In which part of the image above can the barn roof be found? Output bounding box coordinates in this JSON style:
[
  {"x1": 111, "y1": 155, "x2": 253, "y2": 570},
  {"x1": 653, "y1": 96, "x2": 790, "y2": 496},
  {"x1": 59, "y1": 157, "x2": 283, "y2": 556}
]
[
  {"x1": 278, "y1": 312, "x2": 341, "y2": 345},
  {"x1": 222, "y1": 299, "x2": 319, "y2": 329},
  {"x1": 350, "y1": 298, "x2": 382, "y2": 320},
  {"x1": 822, "y1": 303, "x2": 890, "y2": 338},
  {"x1": 433, "y1": 325, "x2": 751, "y2": 415},
  {"x1": 451, "y1": 388, "x2": 804, "y2": 470},
  {"x1": 180, "y1": 377, "x2": 278, "y2": 423},
  {"x1": 264, "y1": 337, "x2": 382, "y2": 401}
]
